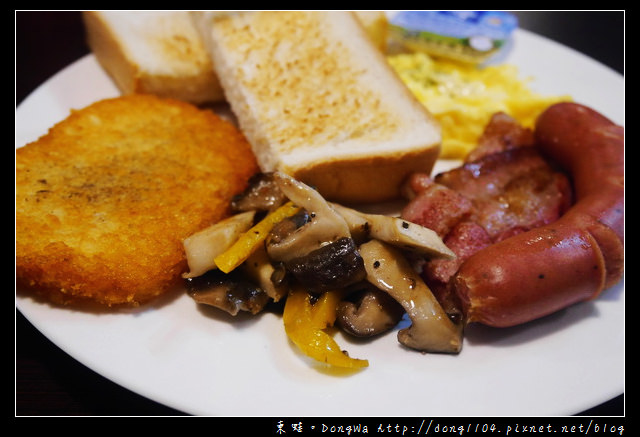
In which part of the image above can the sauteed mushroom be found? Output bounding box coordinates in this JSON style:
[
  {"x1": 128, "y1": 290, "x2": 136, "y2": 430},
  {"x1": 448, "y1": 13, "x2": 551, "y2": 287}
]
[
  {"x1": 282, "y1": 237, "x2": 366, "y2": 293},
  {"x1": 265, "y1": 173, "x2": 366, "y2": 292},
  {"x1": 337, "y1": 283, "x2": 404, "y2": 337},
  {"x1": 266, "y1": 172, "x2": 351, "y2": 261},
  {"x1": 241, "y1": 245, "x2": 288, "y2": 302},
  {"x1": 182, "y1": 170, "x2": 461, "y2": 363},
  {"x1": 231, "y1": 172, "x2": 287, "y2": 213},
  {"x1": 331, "y1": 203, "x2": 455, "y2": 259},
  {"x1": 359, "y1": 239, "x2": 463, "y2": 353},
  {"x1": 182, "y1": 211, "x2": 256, "y2": 278},
  {"x1": 186, "y1": 269, "x2": 270, "y2": 316}
]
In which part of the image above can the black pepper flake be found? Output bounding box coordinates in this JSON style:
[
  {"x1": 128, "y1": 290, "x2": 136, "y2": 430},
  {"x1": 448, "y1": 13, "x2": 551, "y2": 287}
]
[
  {"x1": 373, "y1": 260, "x2": 380, "y2": 269},
  {"x1": 402, "y1": 221, "x2": 409, "y2": 229},
  {"x1": 538, "y1": 274, "x2": 545, "y2": 279}
]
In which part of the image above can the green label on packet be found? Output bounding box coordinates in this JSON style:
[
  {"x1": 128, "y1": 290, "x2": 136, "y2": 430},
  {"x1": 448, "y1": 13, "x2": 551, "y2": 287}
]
[{"x1": 390, "y1": 11, "x2": 518, "y2": 63}]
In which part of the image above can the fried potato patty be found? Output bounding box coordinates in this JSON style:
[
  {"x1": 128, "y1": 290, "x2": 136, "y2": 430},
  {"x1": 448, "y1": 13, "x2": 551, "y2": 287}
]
[{"x1": 16, "y1": 94, "x2": 258, "y2": 306}]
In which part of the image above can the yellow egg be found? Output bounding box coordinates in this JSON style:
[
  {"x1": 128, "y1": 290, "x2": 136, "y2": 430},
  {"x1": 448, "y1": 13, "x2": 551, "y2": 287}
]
[{"x1": 387, "y1": 52, "x2": 571, "y2": 159}]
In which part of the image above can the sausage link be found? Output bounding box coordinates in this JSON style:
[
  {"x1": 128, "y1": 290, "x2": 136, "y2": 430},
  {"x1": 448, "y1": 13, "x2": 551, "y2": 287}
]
[
  {"x1": 451, "y1": 103, "x2": 624, "y2": 327},
  {"x1": 536, "y1": 102, "x2": 624, "y2": 287}
]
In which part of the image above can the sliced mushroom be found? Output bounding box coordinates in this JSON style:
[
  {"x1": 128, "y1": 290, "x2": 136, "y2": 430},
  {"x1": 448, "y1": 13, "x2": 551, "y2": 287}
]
[
  {"x1": 331, "y1": 203, "x2": 455, "y2": 260},
  {"x1": 231, "y1": 172, "x2": 287, "y2": 213},
  {"x1": 266, "y1": 209, "x2": 312, "y2": 248},
  {"x1": 282, "y1": 237, "x2": 366, "y2": 293},
  {"x1": 241, "y1": 245, "x2": 288, "y2": 302},
  {"x1": 359, "y1": 239, "x2": 463, "y2": 353},
  {"x1": 185, "y1": 269, "x2": 270, "y2": 316},
  {"x1": 327, "y1": 203, "x2": 372, "y2": 243},
  {"x1": 265, "y1": 172, "x2": 366, "y2": 293},
  {"x1": 266, "y1": 172, "x2": 351, "y2": 262},
  {"x1": 182, "y1": 211, "x2": 256, "y2": 278},
  {"x1": 337, "y1": 283, "x2": 405, "y2": 337}
]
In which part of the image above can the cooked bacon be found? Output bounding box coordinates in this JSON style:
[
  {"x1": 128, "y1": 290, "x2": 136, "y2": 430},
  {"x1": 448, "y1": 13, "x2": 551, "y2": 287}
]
[
  {"x1": 401, "y1": 172, "x2": 434, "y2": 200},
  {"x1": 465, "y1": 111, "x2": 536, "y2": 162},
  {"x1": 401, "y1": 112, "x2": 573, "y2": 314},
  {"x1": 401, "y1": 174, "x2": 473, "y2": 238},
  {"x1": 422, "y1": 220, "x2": 492, "y2": 316},
  {"x1": 424, "y1": 221, "x2": 491, "y2": 284},
  {"x1": 436, "y1": 147, "x2": 572, "y2": 241}
]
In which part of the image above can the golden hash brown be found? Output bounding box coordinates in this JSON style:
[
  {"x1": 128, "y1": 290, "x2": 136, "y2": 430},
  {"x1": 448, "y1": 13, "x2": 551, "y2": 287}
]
[{"x1": 16, "y1": 94, "x2": 258, "y2": 306}]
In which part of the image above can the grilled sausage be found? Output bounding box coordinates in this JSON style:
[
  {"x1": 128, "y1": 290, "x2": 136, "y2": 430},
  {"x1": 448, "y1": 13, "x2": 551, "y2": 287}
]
[{"x1": 451, "y1": 103, "x2": 624, "y2": 327}]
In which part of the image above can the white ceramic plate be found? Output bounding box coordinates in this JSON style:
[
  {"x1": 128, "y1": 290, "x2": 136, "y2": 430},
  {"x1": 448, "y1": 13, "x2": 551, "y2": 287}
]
[{"x1": 15, "y1": 27, "x2": 624, "y2": 416}]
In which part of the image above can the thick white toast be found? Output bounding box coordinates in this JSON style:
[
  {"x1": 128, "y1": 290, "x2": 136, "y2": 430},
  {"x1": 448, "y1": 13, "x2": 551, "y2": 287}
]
[
  {"x1": 83, "y1": 11, "x2": 389, "y2": 106},
  {"x1": 192, "y1": 11, "x2": 441, "y2": 203},
  {"x1": 83, "y1": 11, "x2": 225, "y2": 104}
]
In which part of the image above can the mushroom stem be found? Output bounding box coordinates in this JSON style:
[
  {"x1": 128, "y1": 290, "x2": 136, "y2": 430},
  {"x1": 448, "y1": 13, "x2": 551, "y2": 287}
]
[
  {"x1": 265, "y1": 173, "x2": 366, "y2": 293},
  {"x1": 272, "y1": 172, "x2": 351, "y2": 253},
  {"x1": 182, "y1": 211, "x2": 256, "y2": 278},
  {"x1": 359, "y1": 240, "x2": 463, "y2": 353},
  {"x1": 241, "y1": 245, "x2": 288, "y2": 302},
  {"x1": 331, "y1": 203, "x2": 455, "y2": 260}
]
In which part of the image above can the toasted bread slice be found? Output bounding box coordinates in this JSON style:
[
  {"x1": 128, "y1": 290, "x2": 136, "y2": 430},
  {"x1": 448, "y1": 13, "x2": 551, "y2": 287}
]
[
  {"x1": 352, "y1": 11, "x2": 389, "y2": 51},
  {"x1": 192, "y1": 11, "x2": 441, "y2": 203},
  {"x1": 82, "y1": 11, "x2": 389, "y2": 106},
  {"x1": 16, "y1": 94, "x2": 258, "y2": 306},
  {"x1": 83, "y1": 11, "x2": 225, "y2": 104}
]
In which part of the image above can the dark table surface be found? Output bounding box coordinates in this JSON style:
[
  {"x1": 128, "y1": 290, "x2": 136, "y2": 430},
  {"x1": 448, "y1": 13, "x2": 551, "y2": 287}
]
[{"x1": 15, "y1": 10, "x2": 624, "y2": 417}]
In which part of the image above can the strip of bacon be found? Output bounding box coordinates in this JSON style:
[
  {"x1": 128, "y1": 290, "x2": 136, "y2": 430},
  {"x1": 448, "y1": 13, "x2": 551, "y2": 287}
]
[{"x1": 401, "y1": 113, "x2": 572, "y2": 315}]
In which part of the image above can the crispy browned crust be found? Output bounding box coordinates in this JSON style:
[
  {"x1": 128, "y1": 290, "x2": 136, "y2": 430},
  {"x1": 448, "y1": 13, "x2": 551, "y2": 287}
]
[
  {"x1": 16, "y1": 94, "x2": 258, "y2": 307},
  {"x1": 287, "y1": 146, "x2": 440, "y2": 204}
]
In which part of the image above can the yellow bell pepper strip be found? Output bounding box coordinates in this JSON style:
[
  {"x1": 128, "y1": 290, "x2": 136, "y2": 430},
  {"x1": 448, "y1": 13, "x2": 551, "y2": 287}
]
[
  {"x1": 283, "y1": 287, "x2": 369, "y2": 368},
  {"x1": 214, "y1": 202, "x2": 300, "y2": 274}
]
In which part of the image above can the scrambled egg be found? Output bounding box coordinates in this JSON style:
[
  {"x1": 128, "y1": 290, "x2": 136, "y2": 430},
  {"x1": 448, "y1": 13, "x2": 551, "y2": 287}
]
[{"x1": 387, "y1": 52, "x2": 571, "y2": 159}]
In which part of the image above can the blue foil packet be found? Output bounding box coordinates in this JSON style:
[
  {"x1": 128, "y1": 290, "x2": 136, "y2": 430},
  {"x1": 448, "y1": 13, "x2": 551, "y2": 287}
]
[{"x1": 390, "y1": 11, "x2": 518, "y2": 63}]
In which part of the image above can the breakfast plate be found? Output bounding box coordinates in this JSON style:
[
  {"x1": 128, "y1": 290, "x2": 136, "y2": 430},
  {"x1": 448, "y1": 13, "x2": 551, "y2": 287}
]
[{"x1": 15, "y1": 26, "x2": 624, "y2": 416}]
